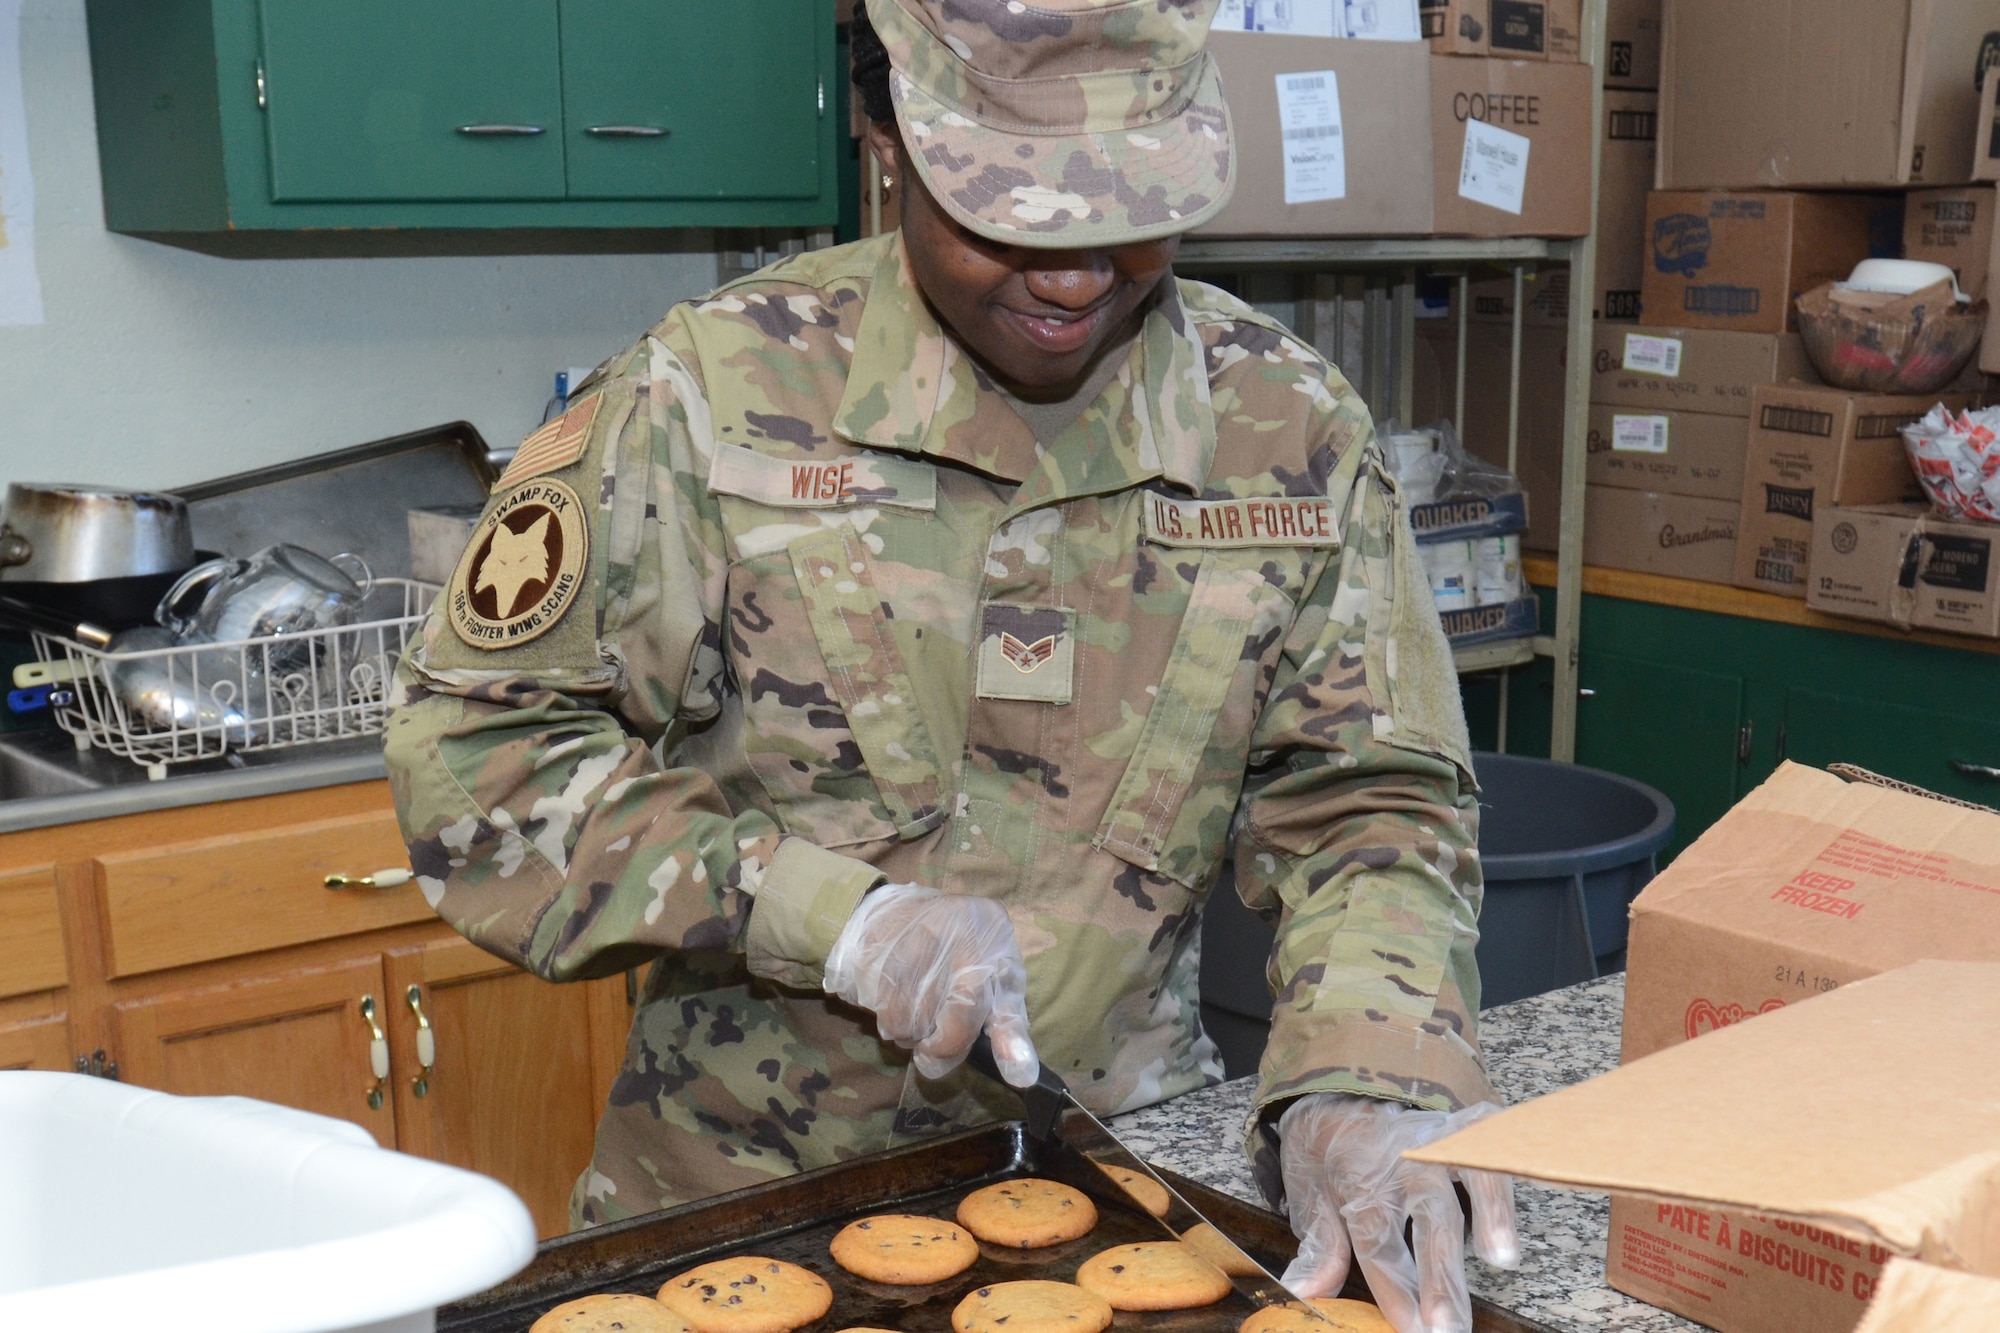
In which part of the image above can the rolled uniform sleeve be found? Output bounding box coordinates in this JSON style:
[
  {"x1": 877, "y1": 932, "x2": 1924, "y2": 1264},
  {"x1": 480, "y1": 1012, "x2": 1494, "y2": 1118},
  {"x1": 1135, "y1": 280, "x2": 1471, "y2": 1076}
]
[
  {"x1": 1230, "y1": 394, "x2": 1493, "y2": 1207},
  {"x1": 384, "y1": 322, "x2": 882, "y2": 989}
]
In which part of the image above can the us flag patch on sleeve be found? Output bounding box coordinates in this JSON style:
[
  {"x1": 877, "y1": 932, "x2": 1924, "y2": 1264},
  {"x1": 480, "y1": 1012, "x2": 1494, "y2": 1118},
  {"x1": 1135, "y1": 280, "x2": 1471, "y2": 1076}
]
[{"x1": 497, "y1": 394, "x2": 602, "y2": 486}]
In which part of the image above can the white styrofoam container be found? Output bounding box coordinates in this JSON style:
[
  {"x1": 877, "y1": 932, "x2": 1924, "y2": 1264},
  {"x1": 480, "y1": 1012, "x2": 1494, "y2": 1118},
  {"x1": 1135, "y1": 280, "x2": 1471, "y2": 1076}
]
[{"x1": 0, "y1": 1071, "x2": 537, "y2": 1333}]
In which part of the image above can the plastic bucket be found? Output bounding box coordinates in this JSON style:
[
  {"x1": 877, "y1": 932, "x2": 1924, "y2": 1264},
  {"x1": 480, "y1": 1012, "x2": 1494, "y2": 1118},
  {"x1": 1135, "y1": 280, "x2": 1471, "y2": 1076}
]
[{"x1": 1199, "y1": 753, "x2": 1675, "y2": 1075}]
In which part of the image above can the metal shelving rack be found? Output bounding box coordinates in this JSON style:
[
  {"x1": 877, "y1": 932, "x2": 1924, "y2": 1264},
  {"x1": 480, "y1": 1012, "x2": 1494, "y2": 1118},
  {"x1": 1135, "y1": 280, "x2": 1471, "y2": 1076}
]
[{"x1": 1173, "y1": 0, "x2": 1607, "y2": 761}]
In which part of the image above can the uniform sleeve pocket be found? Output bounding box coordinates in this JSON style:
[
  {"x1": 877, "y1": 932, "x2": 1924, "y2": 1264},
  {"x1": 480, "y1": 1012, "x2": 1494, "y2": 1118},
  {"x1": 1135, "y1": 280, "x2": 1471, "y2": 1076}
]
[{"x1": 1383, "y1": 484, "x2": 1475, "y2": 782}]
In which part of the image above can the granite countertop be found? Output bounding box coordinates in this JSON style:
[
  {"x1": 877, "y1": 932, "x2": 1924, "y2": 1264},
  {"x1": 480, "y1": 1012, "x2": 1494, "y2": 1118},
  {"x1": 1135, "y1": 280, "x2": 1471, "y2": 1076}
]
[{"x1": 1106, "y1": 974, "x2": 1702, "y2": 1333}]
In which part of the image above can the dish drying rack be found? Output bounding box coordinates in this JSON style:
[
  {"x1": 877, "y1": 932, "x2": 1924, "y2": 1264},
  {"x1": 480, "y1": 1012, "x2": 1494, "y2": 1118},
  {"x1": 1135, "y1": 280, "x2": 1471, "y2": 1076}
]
[{"x1": 30, "y1": 579, "x2": 439, "y2": 781}]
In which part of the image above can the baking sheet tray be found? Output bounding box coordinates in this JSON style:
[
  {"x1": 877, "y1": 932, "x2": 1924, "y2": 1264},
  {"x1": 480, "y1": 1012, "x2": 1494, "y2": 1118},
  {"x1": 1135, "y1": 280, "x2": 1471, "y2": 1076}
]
[{"x1": 438, "y1": 1122, "x2": 1552, "y2": 1333}]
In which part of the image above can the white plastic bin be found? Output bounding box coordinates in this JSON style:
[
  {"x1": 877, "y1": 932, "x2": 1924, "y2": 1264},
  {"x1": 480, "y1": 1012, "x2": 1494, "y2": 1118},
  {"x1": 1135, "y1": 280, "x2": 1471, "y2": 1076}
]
[{"x1": 0, "y1": 1071, "x2": 536, "y2": 1333}]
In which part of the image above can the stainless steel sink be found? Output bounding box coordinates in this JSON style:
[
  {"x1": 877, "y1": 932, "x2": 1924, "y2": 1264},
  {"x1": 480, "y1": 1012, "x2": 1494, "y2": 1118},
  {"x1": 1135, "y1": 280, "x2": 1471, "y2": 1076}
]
[{"x1": 0, "y1": 726, "x2": 388, "y2": 801}]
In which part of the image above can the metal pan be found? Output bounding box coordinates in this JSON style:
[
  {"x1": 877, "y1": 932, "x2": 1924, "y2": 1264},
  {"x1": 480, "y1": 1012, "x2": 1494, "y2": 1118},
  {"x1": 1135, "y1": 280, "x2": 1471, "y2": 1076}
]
[
  {"x1": 438, "y1": 1123, "x2": 1551, "y2": 1333},
  {"x1": 0, "y1": 552, "x2": 221, "y2": 631}
]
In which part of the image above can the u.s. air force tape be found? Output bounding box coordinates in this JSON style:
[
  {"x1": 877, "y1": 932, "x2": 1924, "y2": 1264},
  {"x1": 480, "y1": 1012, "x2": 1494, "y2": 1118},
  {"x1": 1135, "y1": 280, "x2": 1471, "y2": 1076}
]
[
  {"x1": 1140, "y1": 493, "x2": 1341, "y2": 548},
  {"x1": 448, "y1": 477, "x2": 591, "y2": 649}
]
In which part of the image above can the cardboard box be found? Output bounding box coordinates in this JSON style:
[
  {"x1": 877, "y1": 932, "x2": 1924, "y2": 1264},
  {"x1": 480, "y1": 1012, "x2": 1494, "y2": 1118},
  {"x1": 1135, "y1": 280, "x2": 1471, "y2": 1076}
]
[
  {"x1": 1975, "y1": 67, "x2": 2000, "y2": 182},
  {"x1": 1457, "y1": 270, "x2": 1570, "y2": 325},
  {"x1": 1419, "y1": 0, "x2": 1488, "y2": 54},
  {"x1": 1583, "y1": 485, "x2": 1740, "y2": 582},
  {"x1": 1419, "y1": 0, "x2": 1580, "y2": 57},
  {"x1": 1410, "y1": 950, "x2": 2000, "y2": 1333},
  {"x1": 1589, "y1": 324, "x2": 1815, "y2": 417},
  {"x1": 1598, "y1": 91, "x2": 1659, "y2": 320},
  {"x1": 1412, "y1": 765, "x2": 2000, "y2": 1333},
  {"x1": 1659, "y1": 0, "x2": 2000, "y2": 190},
  {"x1": 1586, "y1": 405, "x2": 1748, "y2": 500},
  {"x1": 1732, "y1": 383, "x2": 1963, "y2": 597},
  {"x1": 1641, "y1": 191, "x2": 1900, "y2": 334},
  {"x1": 1198, "y1": 34, "x2": 1435, "y2": 237},
  {"x1": 1903, "y1": 186, "x2": 1995, "y2": 300},
  {"x1": 1807, "y1": 501, "x2": 2000, "y2": 637},
  {"x1": 1431, "y1": 56, "x2": 1593, "y2": 237},
  {"x1": 1603, "y1": 0, "x2": 1660, "y2": 89},
  {"x1": 1414, "y1": 321, "x2": 1566, "y2": 550},
  {"x1": 1856, "y1": 1260, "x2": 2000, "y2": 1333}
]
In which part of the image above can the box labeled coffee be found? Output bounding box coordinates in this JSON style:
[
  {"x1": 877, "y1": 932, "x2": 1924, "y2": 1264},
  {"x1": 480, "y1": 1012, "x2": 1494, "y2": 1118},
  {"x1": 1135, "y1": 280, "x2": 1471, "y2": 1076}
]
[
  {"x1": 1808, "y1": 502, "x2": 2000, "y2": 637},
  {"x1": 1584, "y1": 485, "x2": 1740, "y2": 583},
  {"x1": 1732, "y1": 384, "x2": 1964, "y2": 598},
  {"x1": 1199, "y1": 34, "x2": 1435, "y2": 237},
  {"x1": 1642, "y1": 191, "x2": 1900, "y2": 334},
  {"x1": 1589, "y1": 324, "x2": 1814, "y2": 416},
  {"x1": 1661, "y1": 0, "x2": 2000, "y2": 189},
  {"x1": 1587, "y1": 406, "x2": 1748, "y2": 500},
  {"x1": 1902, "y1": 185, "x2": 1994, "y2": 300},
  {"x1": 1603, "y1": 0, "x2": 1660, "y2": 89},
  {"x1": 1431, "y1": 56, "x2": 1593, "y2": 237},
  {"x1": 1598, "y1": 91, "x2": 1659, "y2": 320}
]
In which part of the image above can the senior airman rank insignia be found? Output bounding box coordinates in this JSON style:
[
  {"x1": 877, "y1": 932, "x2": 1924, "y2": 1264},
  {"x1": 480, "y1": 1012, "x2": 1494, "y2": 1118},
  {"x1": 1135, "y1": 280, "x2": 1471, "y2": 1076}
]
[
  {"x1": 447, "y1": 478, "x2": 591, "y2": 649},
  {"x1": 976, "y1": 604, "x2": 1074, "y2": 704}
]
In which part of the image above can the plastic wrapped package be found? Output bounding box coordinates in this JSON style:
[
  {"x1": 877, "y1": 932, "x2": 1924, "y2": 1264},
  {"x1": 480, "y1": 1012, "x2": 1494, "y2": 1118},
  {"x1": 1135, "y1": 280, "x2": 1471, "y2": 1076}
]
[{"x1": 1901, "y1": 404, "x2": 2000, "y2": 523}]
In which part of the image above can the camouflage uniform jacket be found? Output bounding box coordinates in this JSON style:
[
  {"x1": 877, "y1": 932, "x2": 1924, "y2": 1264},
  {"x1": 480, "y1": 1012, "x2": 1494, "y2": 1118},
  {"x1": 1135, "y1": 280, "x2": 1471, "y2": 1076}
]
[{"x1": 384, "y1": 233, "x2": 1494, "y2": 1228}]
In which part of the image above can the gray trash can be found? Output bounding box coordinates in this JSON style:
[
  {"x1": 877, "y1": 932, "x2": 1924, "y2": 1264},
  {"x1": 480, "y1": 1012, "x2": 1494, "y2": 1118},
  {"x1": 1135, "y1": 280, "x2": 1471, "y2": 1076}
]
[{"x1": 1198, "y1": 752, "x2": 1676, "y2": 1078}]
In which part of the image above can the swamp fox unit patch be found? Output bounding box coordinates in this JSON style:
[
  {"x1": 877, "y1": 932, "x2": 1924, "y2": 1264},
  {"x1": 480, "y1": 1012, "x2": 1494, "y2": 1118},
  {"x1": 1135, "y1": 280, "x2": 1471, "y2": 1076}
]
[{"x1": 448, "y1": 477, "x2": 591, "y2": 649}]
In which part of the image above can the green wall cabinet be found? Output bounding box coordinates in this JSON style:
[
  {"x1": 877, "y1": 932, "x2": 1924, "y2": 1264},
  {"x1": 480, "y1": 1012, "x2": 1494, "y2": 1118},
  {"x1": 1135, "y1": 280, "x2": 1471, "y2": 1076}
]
[
  {"x1": 1465, "y1": 591, "x2": 2000, "y2": 862},
  {"x1": 86, "y1": 0, "x2": 838, "y2": 251}
]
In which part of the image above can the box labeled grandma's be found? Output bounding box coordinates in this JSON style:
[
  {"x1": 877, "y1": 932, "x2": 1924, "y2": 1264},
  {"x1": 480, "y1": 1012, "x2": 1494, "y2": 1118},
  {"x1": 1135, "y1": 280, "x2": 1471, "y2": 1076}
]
[
  {"x1": 1587, "y1": 406, "x2": 1747, "y2": 500},
  {"x1": 1589, "y1": 325, "x2": 1815, "y2": 416},
  {"x1": 1584, "y1": 486, "x2": 1739, "y2": 583}
]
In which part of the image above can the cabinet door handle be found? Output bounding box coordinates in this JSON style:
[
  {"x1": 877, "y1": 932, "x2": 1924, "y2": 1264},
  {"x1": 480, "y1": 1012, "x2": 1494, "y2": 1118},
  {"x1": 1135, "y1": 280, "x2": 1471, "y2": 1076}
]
[
  {"x1": 359, "y1": 995, "x2": 390, "y2": 1110},
  {"x1": 586, "y1": 124, "x2": 669, "y2": 137},
  {"x1": 456, "y1": 123, "x2": 546, "y2": 136},
  {"x1": 1951, "y1": 760, "x2": 2000, "y2": 780},
  {"x1": 405, "y1": 984, "x2": 437, "y2": 1098},
  {"x1": 325, "y1": 869, "x2": 413, "y2": 890}
]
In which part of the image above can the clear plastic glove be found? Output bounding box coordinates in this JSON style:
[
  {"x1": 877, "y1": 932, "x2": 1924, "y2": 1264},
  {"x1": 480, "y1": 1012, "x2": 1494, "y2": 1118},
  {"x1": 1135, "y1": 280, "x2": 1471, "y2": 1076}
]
[
  {"x1": 823, "y1": 882, "x2": 1040, "y2": 1087},
  {"x1": 1278, "y1": 1093, "x2": 1519, "y2": 1333}
]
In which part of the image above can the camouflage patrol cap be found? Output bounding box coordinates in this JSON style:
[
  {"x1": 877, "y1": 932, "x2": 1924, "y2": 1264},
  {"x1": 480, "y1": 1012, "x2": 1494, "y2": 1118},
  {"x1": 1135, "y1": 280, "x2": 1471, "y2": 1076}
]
[{"x1": 867, "y1": 0, "x2": 1235, "y2": 248}]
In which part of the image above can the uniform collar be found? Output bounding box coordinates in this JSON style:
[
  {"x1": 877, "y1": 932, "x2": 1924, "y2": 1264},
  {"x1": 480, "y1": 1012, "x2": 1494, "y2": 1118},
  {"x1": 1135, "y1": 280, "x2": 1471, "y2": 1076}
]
[{"x1": 833, "y1": 234, "x2": 1217, "y2": 495}]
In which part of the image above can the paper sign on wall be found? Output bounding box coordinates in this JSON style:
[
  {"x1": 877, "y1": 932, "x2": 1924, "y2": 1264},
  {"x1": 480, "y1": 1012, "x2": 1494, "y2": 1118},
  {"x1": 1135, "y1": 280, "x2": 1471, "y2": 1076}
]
[
  {"x1": 0, "y1": 0, "x2": 43, "y2": 327},
  {"x1": 1276, "y1": 70, "x2": 1346, "y2": 204},
  {"x1": 1458, "y1": 118, "x2": 1531, "y2": 215}
]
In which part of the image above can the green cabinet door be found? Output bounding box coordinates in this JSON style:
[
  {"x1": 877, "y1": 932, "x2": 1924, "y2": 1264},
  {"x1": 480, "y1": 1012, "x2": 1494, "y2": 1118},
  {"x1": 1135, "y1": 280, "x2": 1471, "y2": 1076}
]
[
  {"x1": 1575, "y1": 651, "x2": 1747, "y2": 861},
  {"x1": 560, "y1": 0, "x2": 822, "y2": 201},
  {"x1": 259, "y1": 0, "x2": 566, "y2": 202},
  {"x1": 1781, "y1": 689, "x2": 2000, "y2": 809}
]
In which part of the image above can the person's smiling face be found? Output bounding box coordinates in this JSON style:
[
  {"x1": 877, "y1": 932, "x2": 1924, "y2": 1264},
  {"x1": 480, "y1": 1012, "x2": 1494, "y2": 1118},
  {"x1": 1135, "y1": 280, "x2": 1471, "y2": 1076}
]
[{"x1": 868, "y1": 122, "x2": 1179, "y2": 397}]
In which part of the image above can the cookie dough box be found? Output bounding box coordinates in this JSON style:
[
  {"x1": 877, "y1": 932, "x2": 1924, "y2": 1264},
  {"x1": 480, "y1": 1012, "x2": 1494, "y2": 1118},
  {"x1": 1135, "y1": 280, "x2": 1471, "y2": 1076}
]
[{"x1": 1411, "y1": 762, "x2": 2000, "y2": 1333}]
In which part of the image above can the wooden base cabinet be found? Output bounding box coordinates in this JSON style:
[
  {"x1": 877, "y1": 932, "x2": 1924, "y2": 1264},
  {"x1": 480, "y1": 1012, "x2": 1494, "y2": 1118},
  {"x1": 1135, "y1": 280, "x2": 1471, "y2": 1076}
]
[
  {"x1": 386, "y1": 937, "x2": 629, "y2": 1237},
  {"x1": 1, "y1": 779, "x2": 632, "y2": 1238}
]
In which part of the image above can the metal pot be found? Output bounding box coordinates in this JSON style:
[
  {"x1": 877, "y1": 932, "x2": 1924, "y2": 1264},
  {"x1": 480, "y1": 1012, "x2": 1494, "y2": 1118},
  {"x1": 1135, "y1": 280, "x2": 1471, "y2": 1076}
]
[{"x1": 0, "y1": 483, "x2": 195, "y2": 584}]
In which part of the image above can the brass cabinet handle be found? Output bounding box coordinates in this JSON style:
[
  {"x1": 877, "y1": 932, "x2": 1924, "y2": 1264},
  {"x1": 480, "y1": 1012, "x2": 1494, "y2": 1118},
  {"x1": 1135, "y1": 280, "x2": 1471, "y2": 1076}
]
[
  {"x1": 325, "y1": 869, "x2": 413, "y2": 890},
  {"x1": 406, "y1": 984, "x2": 437, "y2": 1098},
  {"x1": 586, "y1": 124, "x2": 668, "y2": 137},
  {"x1": 455, "y1": 123, "x2": 545, "y2": 136},
  {"x1": 359, "y1": 995, "x2": 389, "y2": 1110}
]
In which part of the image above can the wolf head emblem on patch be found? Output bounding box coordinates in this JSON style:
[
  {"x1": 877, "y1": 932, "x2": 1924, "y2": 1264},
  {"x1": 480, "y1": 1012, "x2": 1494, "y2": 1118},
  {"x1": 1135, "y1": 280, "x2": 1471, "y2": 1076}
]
[
  {"x1": 475, "y1": 511, "x2": 553, "y2": 618},
  {"x1": 999, "y1": 632, "x2": 1059, "y2": 673}
]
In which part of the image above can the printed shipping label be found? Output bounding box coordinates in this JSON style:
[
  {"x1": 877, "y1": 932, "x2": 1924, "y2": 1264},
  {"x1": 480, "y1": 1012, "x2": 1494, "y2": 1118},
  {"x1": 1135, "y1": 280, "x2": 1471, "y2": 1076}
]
[
  {"x1": 1218, "y1": 0, "x2": 1339, "y2": 34},
  {"x1": 1613, "y1": 414, "x2": 1671, "y2": 453},
  {"x1": 1339, "y1": 0, "x2": 1420, "y2": 39},
  {"x1": 1458, "y1": 119, "x2": 1530, "y2": 215},
  {"x1": 1276, "y1": 70, "x2": 1346, "y2": 204},
  {"x1": 1622, "y1": 333, "x2": 1684, "y2": 377}
]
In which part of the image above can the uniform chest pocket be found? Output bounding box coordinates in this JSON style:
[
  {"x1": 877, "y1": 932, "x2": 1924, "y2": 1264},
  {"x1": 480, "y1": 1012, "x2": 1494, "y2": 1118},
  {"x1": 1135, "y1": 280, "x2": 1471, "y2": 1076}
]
[
  {"x1": 738, "y1": 525, "x2": 946, "y2": 844},
  {"x1": 1094, "y1": 550, "x2": 1295, "y2": 889}
]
